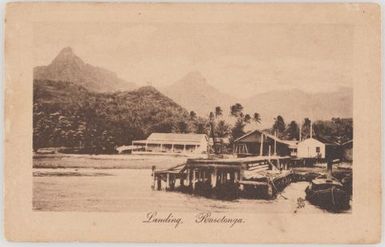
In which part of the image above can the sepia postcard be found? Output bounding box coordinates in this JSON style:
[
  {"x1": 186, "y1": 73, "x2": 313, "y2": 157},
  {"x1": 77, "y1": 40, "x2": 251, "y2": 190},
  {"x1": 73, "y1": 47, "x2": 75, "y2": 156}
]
[{"x1": 4, "y1": 2, "x2": 382, "y2": 243}]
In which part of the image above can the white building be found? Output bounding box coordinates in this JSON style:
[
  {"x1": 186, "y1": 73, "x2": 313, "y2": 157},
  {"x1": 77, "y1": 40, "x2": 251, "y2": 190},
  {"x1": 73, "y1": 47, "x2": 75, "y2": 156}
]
[
  {"x1": 297, "y1": 137, "x2": 328, "y2": 158},
  {"x1": 132, "y1": 133, "x2": 209, "y2": 157}
]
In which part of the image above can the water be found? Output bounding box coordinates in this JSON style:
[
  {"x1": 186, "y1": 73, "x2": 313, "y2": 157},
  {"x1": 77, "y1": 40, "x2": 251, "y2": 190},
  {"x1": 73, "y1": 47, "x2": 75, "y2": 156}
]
[{"x1": 33, "y1": 154, "x2": 347, "y2": 214}]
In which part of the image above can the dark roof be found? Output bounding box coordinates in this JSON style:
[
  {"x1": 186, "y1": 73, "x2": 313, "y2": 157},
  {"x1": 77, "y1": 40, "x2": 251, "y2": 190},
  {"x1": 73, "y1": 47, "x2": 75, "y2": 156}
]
[
  {"x1": 313, "y1": 136, "x2": 339, "y2": 145},
  {"x1": 234, "y1": 129, "x2": 297, "y2": 146}
]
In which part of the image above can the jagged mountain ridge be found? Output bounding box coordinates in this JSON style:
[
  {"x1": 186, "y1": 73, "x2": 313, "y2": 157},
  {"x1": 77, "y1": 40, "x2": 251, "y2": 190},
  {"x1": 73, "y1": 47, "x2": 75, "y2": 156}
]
[{"x1": 34, "y1": 47, "x2": 136, "y2": 92}]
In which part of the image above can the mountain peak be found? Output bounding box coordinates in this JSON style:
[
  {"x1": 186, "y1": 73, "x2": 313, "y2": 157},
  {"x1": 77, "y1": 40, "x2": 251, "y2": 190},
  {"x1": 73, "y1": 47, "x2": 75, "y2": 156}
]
[
  {"x1": 56, "y1": 47, "x2": 76, "y2": 60},
  {"x1": 136, "y1": 85, "x2": 159, "y2": 93},
  {"x1": 60, "y1": 46, "x2": 74, "y2": 54},
  {"x1": 51, "y1": 46, "x2": 84, "y2": 67},
  {"x1": 181, "y1": 71, "x2": 206, "y2": 82},
  {"x1": 34, "y1": 47, "x2": 136, "y2": 92}
]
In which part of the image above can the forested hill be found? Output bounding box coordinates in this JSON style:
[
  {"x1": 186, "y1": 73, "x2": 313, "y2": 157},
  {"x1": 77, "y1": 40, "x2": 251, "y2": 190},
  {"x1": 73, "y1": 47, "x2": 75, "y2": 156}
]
[{"x1": 33, "y1": 79, "x2": 203, "y2": 153}]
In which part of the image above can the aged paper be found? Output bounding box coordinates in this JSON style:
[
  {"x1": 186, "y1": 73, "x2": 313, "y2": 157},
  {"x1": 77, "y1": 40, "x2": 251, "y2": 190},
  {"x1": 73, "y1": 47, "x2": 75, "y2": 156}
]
[{"x1": 4, "y1": 3, "x2": 381, "y2": 243}]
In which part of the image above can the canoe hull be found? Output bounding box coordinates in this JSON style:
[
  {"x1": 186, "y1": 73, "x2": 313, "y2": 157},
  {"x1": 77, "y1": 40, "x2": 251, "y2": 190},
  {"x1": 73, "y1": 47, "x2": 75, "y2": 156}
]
[{"x1": 305, "y1": 185, "x2": 350, "y2": 211}]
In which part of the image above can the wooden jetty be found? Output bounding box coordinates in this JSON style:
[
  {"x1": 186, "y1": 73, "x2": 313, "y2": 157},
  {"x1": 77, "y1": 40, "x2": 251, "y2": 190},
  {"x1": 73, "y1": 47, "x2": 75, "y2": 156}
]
[{"x1": 152, "y1": 156, "x2": 294, "y2": 199}]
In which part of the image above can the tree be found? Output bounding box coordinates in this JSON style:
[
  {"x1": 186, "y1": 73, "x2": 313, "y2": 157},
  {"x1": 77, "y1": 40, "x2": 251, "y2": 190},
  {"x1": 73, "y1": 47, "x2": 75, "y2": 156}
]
[
  {"x1": 193, "y1": 120, "x2": 208, "y2": 134},
  {"x1": 253, "y1": 112, "x2": 261, "y2": 124},
  {"x1": 209, "y1": 111, "x2": 215, "y2": 121},
  {"x1": 230, "y1": 103, "x2": 243, "y2": 117},
  {"x1": 209, "y1": 107, "x2": 226, "y2": 152},
  {"x1": 244, "y1": 114, "x2": 251, "y2": 124},
  {"x1": 285, "y1": 121, "x2": 299, "y2": 140},
  {"x1": 175, "y1": 121, "x2": 189, "y2": 133},
  {"x1": 301, "y1": 118, "x2": 311, "y2": 139},
  {"x1": 33, "y1": 79, "x2": 206, "y2": 154},
  {"x1": 215, "y1": 120, "x2": 232, "y2": 138},
  {"x1": 189, "y1": 111, "x2": 197, "y2": 120},
  {"x1": 273, "y1": 115, "x2": 286, "y2": 134},
  {"x1": 313, "y1": 118, "x2": 352, "y2": 144},
  {"x1": 231, "y1": 119, "x2": 246, "y2": 140},
  {"x1": 215, "y1": 106, "x2": 223, "y2": 118}
]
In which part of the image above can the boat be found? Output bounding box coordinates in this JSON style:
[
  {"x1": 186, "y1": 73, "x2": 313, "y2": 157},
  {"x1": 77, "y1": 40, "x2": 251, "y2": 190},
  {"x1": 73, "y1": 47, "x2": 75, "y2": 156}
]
[{"x1": 305, "y1": 174, "x2": 350, "y2": 211}]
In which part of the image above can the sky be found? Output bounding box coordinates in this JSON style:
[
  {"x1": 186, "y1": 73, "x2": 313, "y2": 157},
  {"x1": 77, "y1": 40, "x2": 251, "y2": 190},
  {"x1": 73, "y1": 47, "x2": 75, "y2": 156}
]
[{"x1": 33, "y1": 22, "x2": 354, "y2": 98}]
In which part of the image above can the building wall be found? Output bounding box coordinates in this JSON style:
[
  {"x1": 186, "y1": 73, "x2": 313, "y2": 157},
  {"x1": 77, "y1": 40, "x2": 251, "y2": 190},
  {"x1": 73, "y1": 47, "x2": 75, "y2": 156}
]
[
  {"x1": 132, "y1": 135, "x2": 209, "y2": 155},
  {"x1": 297, "y1": 138, "x2": 325, "y2": 158},
  {"x1": 197, "y1": 137, "x2": 209, "y2": 154}
]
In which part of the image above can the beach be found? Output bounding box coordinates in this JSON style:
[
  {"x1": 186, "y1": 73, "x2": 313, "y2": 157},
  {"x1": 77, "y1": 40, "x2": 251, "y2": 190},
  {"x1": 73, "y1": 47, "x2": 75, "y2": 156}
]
[{"x1": 33, "y1": 154, "x2": 351, "y2": 214}]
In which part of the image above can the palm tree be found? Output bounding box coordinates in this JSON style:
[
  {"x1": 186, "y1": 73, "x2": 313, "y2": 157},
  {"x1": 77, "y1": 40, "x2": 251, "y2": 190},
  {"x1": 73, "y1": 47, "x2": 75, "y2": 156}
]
[
  {"x1": 286, "y1": 120, "x2": 299, "y2": 140},
  {"x1": 189, "y1": 111, "x2": 197, "y2": 120},
  {"x1": 253, "y1": 112, "x2": 261, "y2": 124},
  {"x1": 215, "y1": 106, "x2": 223, "y2": 118},
  {"x1": 302, "y1": 118, "x2": 311, "y2": 139},
  {"x1": 273, "y1": 115, "x2": 286, "y2": 134},
  {"x1": 230, "y1": 103, "x2": 243, "y2": 117},
  {"x1": 215, "y1": 120, "x2": 231, "y2": 138},
  {"x1": 244, "y1": 114, "x2": 251, "y2": 124}
]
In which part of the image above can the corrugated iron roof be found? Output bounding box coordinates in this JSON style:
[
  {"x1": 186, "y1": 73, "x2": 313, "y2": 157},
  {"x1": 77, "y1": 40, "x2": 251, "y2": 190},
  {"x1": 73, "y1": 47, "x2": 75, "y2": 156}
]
[
  {"x1": 234, "y1": 129, "x2": 298, "y2": 146},
  {"x1": 147, "y1": 133, "x2": 208, "y2": 143}
]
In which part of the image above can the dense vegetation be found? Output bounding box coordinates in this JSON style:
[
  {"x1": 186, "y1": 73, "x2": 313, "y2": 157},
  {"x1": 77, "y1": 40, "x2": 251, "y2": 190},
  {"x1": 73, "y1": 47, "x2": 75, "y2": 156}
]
[
  {"x1": 33, "y1": 80, "x2": 353, "y2": 154},
  {"x1": 33, "y1": 80, "x2": 208, "y2": 153},
  {"x1": 267, "y1": 115, "x2": 353, "y2": 144}
]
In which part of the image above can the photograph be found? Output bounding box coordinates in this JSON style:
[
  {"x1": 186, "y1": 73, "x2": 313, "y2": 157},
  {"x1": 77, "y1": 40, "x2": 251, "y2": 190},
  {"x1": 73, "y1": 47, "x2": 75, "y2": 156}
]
[
  {"x1": 32, "y1": 21, "x2": 353, "y2": 214},
  {"x1": 4, "y1": 3, "x2": 381, "y2": 243}
]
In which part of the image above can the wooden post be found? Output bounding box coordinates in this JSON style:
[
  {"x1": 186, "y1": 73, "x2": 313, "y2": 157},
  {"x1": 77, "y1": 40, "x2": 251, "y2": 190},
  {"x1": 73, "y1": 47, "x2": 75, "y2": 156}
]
[
  {"x1": 268, "y1": 145, "x2": 271, "y2": 160},
  {"x1": 151, "y1": 166, "x2": 156, "y2": 189},
  {"x1": 187, "y1": 168, "x2": 191, "y2": 187},
  {"x1": 230, "y1": 170, "x2": 235, "y2": 183},
  {"x1": 211, "y1": 168, "x2": 217, "y2": 188},
  {"x1": 166, "y1": 173, "x2": 170, "y2": 190},
  {"x1": 192, "y1": 169, "x2": 196, "y2": 191},
  {"x1": 310, "y1": 120, "x2": 313, "y2": 139},
  {"x1": 299, "y1": 124, "x2": 302, "y2": 141},
  {"x1": 157, "y1": 176, "x2": 161, "y2": 190},
  {"x1": 274, "y1": 130, "x2": 277, "y2": 155},
  {"x1": 170, "y1": 175, "x2": 175, "y2": 190},
  {"x1": 259, "y1": 134, "x2": 264, "y2": 156},
  {"x1": 327, "y1": 160, "x2": 333, "y2": 178},
  {"x1": 240, "y1": 166, "x2": 245, "y2": 180}
]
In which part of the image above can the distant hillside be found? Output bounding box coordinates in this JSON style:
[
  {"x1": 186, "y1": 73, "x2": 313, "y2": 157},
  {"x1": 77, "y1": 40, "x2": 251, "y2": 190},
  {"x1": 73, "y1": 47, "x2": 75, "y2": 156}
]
[
  {"x1": 243, "y1": 87, "x2": 353, "y2": 127},
  {"x1": 33, "y1": 79, "x2": 196, "y2": 153},
  {"x1": 160, "y1": 72, "x2": 352, "y2": 127},
  {"x1": 160, "y1": 71, "x2": 237, "y2": 116},
  {"x1": 34, "y1": 47, "x2": 136, "y2": 92}
]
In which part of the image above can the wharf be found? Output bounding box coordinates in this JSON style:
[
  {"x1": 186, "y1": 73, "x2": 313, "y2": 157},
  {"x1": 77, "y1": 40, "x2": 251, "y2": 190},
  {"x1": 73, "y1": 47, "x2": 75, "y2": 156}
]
[{"x1": 152, "y1": 156, "x2": 294, "y2": 199}]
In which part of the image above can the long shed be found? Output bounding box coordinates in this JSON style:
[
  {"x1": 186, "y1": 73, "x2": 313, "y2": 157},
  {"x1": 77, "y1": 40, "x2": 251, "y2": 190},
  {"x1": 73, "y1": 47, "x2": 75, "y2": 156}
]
[
  {"x1": 233, "y1": 129, "x2": 297, "y2": 157},
  {"x1": 132, "y1": 133, "x2": 209, "y2": 157}
]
